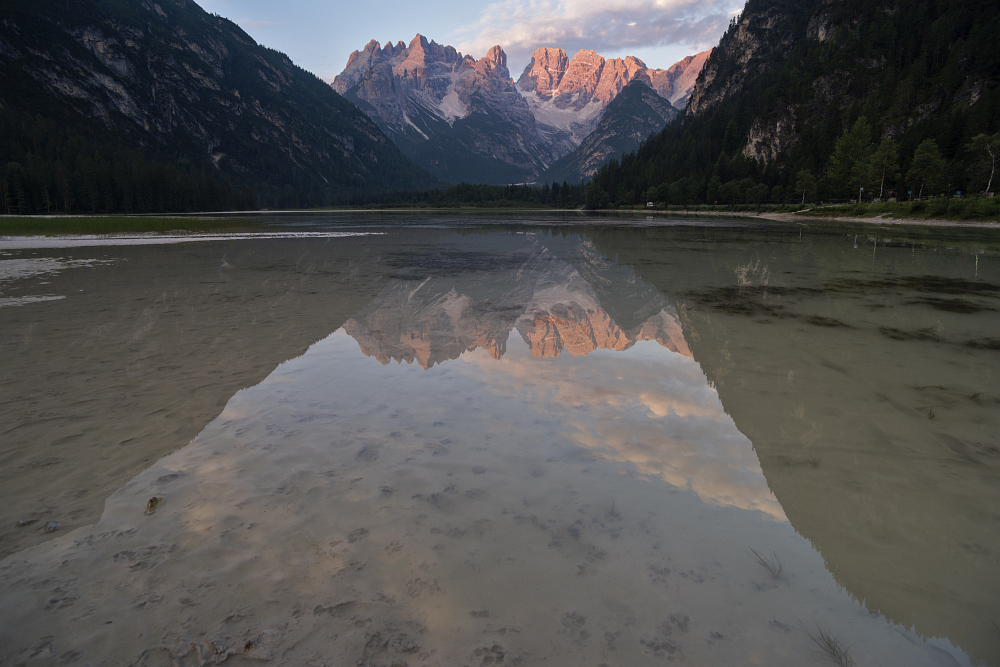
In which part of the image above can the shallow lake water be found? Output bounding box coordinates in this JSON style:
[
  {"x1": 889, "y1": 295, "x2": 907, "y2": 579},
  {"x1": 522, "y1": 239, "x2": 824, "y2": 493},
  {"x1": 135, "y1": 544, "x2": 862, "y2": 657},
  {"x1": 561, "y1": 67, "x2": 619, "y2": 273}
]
[{"x1": 1, "y1": 216, "x2": 999, "y2": 666}]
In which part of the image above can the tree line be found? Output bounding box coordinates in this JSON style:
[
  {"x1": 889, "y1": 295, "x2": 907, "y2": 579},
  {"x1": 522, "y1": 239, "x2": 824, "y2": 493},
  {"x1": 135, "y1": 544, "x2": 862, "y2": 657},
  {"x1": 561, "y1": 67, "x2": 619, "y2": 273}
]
[
  {"x1": 0, "y1": 111, "x2": 258, "y2": 215},
  {"x1": 345, "y1": 181, "x2": 588, "y2": 208},
  {"x1": 583, "y1": 122, "x2": 999, "y2": 209}
]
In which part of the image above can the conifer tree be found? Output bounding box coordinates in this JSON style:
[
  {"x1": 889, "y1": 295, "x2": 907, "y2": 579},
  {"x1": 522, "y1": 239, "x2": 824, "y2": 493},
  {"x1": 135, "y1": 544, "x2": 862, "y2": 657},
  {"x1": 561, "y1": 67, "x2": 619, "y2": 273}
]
[{"x1": 826, "y1": 118, "x2": 873, "y2": 199}]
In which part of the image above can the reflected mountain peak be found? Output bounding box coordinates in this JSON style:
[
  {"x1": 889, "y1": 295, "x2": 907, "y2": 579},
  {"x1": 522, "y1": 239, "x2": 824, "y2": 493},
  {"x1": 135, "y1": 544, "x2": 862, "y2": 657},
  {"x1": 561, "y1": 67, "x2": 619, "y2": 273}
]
[{"x1": 343, "y1": 238, "x2": 691, "y2": 367}]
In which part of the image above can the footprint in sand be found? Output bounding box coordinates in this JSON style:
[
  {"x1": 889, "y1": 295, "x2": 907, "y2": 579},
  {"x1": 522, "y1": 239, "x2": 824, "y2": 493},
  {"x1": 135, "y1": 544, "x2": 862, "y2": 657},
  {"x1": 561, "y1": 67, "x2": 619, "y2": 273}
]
[
  {"x1": 472, "y1": 644, "x2": 505, "y2": 666},
  {"x1": 347, "y1": 528, "x2": 369, "y2": 543}
]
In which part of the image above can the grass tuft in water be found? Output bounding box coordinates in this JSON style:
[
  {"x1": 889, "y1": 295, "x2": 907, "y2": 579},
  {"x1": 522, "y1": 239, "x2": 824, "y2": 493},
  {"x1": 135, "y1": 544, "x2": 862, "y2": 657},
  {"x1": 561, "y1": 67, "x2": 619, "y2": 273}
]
[
  {"x1": 0, "y1": 216, "x2": 263, "y2": 236},
  {"x1": 749, "y1": 548, "x2": 783, "y2": 579},
  {"x1": 800, "y1": 622, "x2": 856, "y2": 667},
  {"x1": 806, "y1": 454, "x2": 823, "y2": 468},
  {"x1": 606, "y1": 498, "x2": 621, "y2": 520}
]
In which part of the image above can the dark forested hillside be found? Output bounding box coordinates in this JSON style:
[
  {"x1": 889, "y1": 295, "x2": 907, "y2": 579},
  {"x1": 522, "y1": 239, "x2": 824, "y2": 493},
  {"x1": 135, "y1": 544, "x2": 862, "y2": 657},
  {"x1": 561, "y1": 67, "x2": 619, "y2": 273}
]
[
  {"x1": 587, "y1": 0, "x2": 1000, "y2": 207},
  {"x1": 0, "y1": 0, "x2": 438, "y2": 214},
  {"x1": 541, "y1": 81, "x2": 678, "y2": 185}
]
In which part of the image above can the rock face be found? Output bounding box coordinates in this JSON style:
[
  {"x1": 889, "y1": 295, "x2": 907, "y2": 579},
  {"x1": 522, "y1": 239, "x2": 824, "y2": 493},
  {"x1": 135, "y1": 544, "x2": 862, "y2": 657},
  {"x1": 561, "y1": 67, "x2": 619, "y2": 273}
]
[
  {"x1": 686, "y1": 3, "x2": 803, "y2": 119},
  {"x1": 540, "y1": 80, "x2": 678, "y2": 184},
  {"x1": 516, "y1": 47, "x2": 710, "y2": 145},
  {"x1": 333, "y1": 39, "x2": 711, "y2": 183},
  {"x1": 647, "y1": 50, "x2": 713, "y2": 108},
  {"x1": 0, "y1": 0, "x2": 437, "y2": 205},
  {"x1": 333, "y1": 35, "x2": 566, "y2": 184}
]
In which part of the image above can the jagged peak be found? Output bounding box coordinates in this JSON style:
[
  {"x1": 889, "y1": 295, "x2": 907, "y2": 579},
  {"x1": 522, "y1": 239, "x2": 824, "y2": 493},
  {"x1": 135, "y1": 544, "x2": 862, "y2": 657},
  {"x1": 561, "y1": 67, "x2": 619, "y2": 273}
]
[
  {"x1": 484, "y1": 45, "x2": 506, "y2": 68},
  {"x1": 570, "y1": 48, "x2": 604, "y2": 65}
]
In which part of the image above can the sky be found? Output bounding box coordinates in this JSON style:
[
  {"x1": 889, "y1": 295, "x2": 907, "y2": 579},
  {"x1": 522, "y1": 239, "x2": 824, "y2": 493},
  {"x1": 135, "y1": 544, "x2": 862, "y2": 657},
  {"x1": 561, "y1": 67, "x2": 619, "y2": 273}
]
[{"x1": 198, "y1": 0, "x2": 742, "y2": 82}]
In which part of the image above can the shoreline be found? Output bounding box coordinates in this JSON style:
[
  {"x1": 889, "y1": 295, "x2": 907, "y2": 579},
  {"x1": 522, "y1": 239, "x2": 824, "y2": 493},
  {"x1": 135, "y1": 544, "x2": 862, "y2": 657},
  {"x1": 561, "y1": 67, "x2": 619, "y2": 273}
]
[
  {"x1": 630, "y1": 208, "x2": 1000, "y2": 228},
  {"x1": 2, "y1": 209, "x2": 998, "y2": 232}
]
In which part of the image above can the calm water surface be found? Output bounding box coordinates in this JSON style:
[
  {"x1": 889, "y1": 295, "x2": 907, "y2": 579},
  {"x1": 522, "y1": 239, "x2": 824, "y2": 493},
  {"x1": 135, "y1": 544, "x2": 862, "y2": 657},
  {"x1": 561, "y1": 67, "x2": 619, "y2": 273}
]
[{"x1": 1, "y1": 216, "x2": 998, "y2": 666}]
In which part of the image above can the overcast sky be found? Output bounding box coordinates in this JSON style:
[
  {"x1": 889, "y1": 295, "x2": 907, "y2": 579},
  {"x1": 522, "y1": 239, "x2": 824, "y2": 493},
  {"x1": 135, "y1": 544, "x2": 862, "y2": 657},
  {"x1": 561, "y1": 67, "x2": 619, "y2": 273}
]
[{"x1": 198, "y1": 0, "x2": 742, "y2": 82}]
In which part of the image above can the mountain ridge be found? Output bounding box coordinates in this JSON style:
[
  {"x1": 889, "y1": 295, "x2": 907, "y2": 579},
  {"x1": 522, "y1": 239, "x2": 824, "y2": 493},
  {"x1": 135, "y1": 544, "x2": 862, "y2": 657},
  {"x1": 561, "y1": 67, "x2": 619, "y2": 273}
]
[
  {"x1": 540, "y1": 80, "x2": 679, "y2": 184},
  {"x1": 587, "y1": 0, "x2": 999, "y2": 205},
  {"x1": 0, "y1": 0, "x2": 438, "y2": 213}
]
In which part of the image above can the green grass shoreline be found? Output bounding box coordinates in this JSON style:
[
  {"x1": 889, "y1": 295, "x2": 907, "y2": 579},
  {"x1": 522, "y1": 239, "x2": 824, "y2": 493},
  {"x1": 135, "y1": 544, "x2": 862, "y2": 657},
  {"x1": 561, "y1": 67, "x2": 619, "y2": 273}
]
[
  {"x1": 624, "y1": 198, "x2": 1000, "y2": 222},
  {"x1": 0, "y1": 216, "x2": 263, "y2": 236}
]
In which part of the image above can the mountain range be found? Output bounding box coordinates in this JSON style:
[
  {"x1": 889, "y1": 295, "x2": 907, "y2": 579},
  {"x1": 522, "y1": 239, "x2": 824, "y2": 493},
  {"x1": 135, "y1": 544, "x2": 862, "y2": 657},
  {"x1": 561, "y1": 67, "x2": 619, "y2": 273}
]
[
  {"x1": 333, "y1": 38, "x2": 709, "y2": 184},
  {"x1": 4, "y1": 0, "x2": 993, "y2": 212}
]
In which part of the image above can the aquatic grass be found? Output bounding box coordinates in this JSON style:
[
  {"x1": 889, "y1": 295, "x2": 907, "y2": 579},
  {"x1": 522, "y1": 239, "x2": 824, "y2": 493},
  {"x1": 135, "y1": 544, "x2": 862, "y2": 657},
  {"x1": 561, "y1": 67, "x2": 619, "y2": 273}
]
[
  {"x1": 799, "y1": 623, "x2": 856, "y2": 667},
  {"x1": 0, "y1": 215, "x2": 263, "y2": 236},
  {"x1": 806, "y1": 454, "x2": 823, "y2": 469},
  {"x1": 749, "y1": 548, "x2": 783, "y2": 579}
]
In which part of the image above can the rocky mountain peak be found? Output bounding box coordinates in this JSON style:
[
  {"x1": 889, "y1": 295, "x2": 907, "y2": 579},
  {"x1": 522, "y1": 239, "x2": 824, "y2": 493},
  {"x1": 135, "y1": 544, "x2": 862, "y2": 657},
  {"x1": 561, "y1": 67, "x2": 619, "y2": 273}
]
[
  {"x1": 331, "y1": 36, "x2": 559, "y2": 183},
  {"x1": 646, "y1": 49, "x2": 712, "y2": 106},
  {"x1": 519, "y1": 47, "x2": 570, "y2": 97},
  {"x1": 515, "y1": 46, "x2": 700, "y2": 145},
  {"x1": 484, "y1": 45, "x2": 506, "y2": 70}
]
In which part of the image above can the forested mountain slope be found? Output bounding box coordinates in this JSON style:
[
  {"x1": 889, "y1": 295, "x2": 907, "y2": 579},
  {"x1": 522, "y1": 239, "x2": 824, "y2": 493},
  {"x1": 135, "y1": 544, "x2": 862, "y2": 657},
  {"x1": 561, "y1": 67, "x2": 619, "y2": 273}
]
[
  {"x1": 541, "y1": 81, "x2": 678, "y2": 184},
  {"x1": 587, "y1": 0, "x2": 1000, "y2": 207},
  {"x1": 0, "y1": 0, "x2": 438, "y2": 213}
]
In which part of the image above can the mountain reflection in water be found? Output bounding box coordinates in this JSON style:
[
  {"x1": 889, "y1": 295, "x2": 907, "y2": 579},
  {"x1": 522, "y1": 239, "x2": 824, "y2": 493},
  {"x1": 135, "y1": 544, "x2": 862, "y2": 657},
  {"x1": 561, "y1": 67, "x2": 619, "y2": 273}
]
[
  {"x1": 344, "y1": 237, "x2": 690, "y2": 368},
  {"x1": 0, "y1": 221, "x2": 997, "y2": 667}
]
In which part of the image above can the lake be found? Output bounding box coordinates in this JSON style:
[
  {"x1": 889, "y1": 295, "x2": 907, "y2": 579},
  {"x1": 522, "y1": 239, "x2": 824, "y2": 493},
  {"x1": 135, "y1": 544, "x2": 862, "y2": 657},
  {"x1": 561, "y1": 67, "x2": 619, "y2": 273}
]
[{"x1": 1, "y1": 214, "x2": 998, "y2": 666}]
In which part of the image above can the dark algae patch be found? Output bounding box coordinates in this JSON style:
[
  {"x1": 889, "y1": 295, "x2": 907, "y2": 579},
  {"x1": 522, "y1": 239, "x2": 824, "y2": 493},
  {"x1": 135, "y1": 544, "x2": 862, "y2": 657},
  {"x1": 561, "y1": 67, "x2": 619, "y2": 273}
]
[
  {"x1": 907, "y1": 298, "x2": 994, "y2": 314},
  {"x1": 966, "y1": 338, "x2": 1000, "y2": 350},
  {"x1": 879, "y1": 327, "x2": 945, "y2": 342},
  {"x1": 827, "y1": 275, "x2": 1000, "y2": 297},
  {"x1": 806, "y1": 316, "x2": 852, "y2": 328},
  {"x1": 687, "y1": 286, "x2": 794, "y2": 318}
]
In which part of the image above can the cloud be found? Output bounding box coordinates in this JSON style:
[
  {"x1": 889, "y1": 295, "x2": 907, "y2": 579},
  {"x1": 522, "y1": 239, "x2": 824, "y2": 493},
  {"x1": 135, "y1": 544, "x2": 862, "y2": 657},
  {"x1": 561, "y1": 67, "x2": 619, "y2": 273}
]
[{"x1": 456, "y1": 0, "x2": 739, "y2": 69}]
